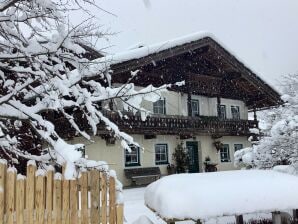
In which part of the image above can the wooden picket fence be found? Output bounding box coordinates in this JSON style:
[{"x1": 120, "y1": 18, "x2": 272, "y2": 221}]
[{"x1": 0, "y1": 161, "x2": 124, "y2": 224}]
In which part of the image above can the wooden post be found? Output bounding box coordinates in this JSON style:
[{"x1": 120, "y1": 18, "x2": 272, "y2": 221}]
[
  {"x1": 36, "y1": 174, "x2": 45, "y2": 224},
  {"x1": 90, "y1": 170, "x2": 100, "y2": 224},
  {"x1": 80, "y1": 172, "x2": 88, "y2": 224},
  {"x1": 217, "y1": 96, "x2": 221, "y2": 118},
  {"x1": 70, "y1": 180, "x2": 78, "y2": 224},
  {"x1": 272, "y1": 211, "x2": 282, "y2": 224},
  {"x1": 26, "y1": 163, "x2": 37, "y2": 224},
  {"x1": 6, "y1": 168, "x2": 16, "y2": 224},
  {"x1": 116, "y1": 204, "x2": 124, "y2": 224},
  {"x1": 235, "y1": 215, "x2": 244, "y2": 224},
  {"x1": 293, "y1": 209, "x2": 298, "y2": 224},
  {"x1": 46, "y1": 169, "x2": 54, "y2": 224},
  {"x1": 0, "y1": 160, "x2": 7, "y2": 223},
  {"x1": 16, "y1": 175, "x2": 26, "y2": 224},
  {"x1": 109, "y1": 176, "x2": 116, "y2": 224},
  {"x1": 100, "y1": 172, "x2": 107, "y2": 224}
]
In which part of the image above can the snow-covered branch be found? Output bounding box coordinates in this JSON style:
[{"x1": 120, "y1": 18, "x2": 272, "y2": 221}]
[{"x1": 0, "y1": 0, "x2": 180, "y2": 178}]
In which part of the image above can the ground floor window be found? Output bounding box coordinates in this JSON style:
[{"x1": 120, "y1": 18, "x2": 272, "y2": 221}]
[
  {"x1": 125, "y1": 145, "x2": 140, "y2": 167},
  {"x1": 155, "y1": 144, "x2": 168, "y2": 165},
  {"x1": 234, "y1": 144, "x2": 243, "y2": 152},
  {"x1": 220, "y1": 144, "x2": 230, "y2": 162}
]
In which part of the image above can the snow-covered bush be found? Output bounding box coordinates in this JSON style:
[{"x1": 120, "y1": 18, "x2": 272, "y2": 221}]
[
  {"x1": 235, "y1": 74, "x2": 298, "y2": 172},
  {"x1": 0, "y1": 0, "x2": 174, "y2": 178}
]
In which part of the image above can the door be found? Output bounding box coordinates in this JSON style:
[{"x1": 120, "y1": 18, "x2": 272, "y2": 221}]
[{"x1": 186, "y1": 141, "x2": 200, "y2": 173}]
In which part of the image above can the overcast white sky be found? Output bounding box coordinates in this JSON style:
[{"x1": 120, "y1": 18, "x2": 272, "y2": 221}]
[{"x1": 73, "y1": 0, "x2": 298, "y2": 86}]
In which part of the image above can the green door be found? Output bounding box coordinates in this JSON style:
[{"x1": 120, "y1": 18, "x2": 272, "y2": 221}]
[{"x1": 186, "y1": 141, "x2": 200, "y2": 173}]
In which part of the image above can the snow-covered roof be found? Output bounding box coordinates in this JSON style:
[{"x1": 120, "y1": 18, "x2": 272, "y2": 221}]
[
  {"x1": 101, "y1": 31, "x2": 213, "y2": 65},
  {"x1": 145, "y1": 170, "x2": 298, "y2": 221}
]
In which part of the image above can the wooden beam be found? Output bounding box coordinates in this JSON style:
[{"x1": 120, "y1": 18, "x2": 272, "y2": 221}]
[
  {"x1": 235, "y1": 215, "x2": 244, "y2": 224},
  {"x1": 217, "y1": 96, "x2": 221, "y2": 118}
]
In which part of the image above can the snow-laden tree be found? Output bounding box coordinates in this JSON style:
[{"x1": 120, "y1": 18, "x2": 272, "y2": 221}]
[
  {"x1": 235, "y1": 74, "x2": 298, "y2": 172},
  {"x1": 0, "y1": 0, "x2": 177, "y2": 178}
]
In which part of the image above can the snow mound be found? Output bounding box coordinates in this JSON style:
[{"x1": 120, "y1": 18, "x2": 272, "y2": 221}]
[
  {"x1": 132, "y1": 215, "x2": 155, "y2": 224},
  {"x1": 145, "y1": 170, "x2": 298, "y2": 221}
]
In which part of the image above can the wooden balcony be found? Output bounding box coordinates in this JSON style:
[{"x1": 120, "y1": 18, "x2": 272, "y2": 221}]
[{"x1": 102, "y1": 111, "x2": 258, "y2": 136}]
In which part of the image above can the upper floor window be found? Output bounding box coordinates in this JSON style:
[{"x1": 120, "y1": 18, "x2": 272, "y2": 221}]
[
  {"x1": 234, "y1": 144, "x2": 243, "y2": 152},
  {"x1": 220, "y1": 144, "x2": 230, "y2": 162},
  {"x1": 231, "y1": 106, "x2": 240, "y2": 120},
  {"x1": 153, "y1": 98, "x2": 166, "y2": 115},
  {"x1": 219, "y1": 105, "x2": 226, "y2": 119},
  {"x1": 125, "y1": 145, "x2": 140, "y2": 167},
  {"x1": 155, "y1": 144, "x2": 168, "y2": 165},
  {"x1": 191, "y1": 99, "x2": 200, "y2": 117}
]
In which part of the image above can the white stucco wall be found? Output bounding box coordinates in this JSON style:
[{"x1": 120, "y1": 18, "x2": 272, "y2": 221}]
[
  {"x1": 111, "y1": 85, "x2": 249, "y2": 119},
  {"x1": 72, "y1": 134, "x2": 251, "y2": 186},
  {"x1": 140, "y1": 90, "x2": 248, "y2": 119}
]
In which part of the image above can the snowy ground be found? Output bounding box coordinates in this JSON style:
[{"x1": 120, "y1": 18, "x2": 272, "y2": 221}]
[{"x1": 123, "y1": 187, "x2": 271, "y2": 224}]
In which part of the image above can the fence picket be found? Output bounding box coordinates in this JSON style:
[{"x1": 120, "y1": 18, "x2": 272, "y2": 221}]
[
  {"x1": 26, "y1": 164, "x2": 36, "y2": 224},
  {"x1": 16, "y1": 175, "x2": 25, "y2": 224},
  {"x1": 70, "y1": 179, "x2": 78, "y2": 224},
  {"x1": 6, "y1": 168, "x2": 16, "y2": 224},
  {"x1": 46, "y1": 169, "x2": 54, "y2": 224},
  {"x1": 54, "y1": 175, "x2": 62, "y2": 224},
  {"x1": 62, "y1": 177, "x2": 70, "y2": 224},
  {"x1": 80, "y1": 172, "x2": 88, "y2": 224},
  {"x1": 36, "y1": 174, "x2": 45, "y2": 224},
  {"x1": 100, "y1": 172, "x2": 107, "y2": 224},
  {"x1": 90, "y1": 170, "x2": 100, "y2": 224},
  {"x1": 116, "y1": 204, "x2": 124, "y2": 224},
  {"x1": 109, "y1": 176, "x2": 116, "y2": 224},
  {"x1": 0, "y1": 161, "x2": 6, "y2": 223}
]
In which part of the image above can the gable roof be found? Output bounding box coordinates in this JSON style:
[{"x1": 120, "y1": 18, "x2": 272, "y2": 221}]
[{"x1": 96, "y1": 32, "x2": 282, "y2": 110}]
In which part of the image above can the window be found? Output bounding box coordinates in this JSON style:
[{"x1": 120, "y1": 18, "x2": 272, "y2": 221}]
[
  {"x1": 125, "y1": 145, "x2": 140, "y2": 167},
  {"x1": 220, "y1": 144, "x2": 230, "y2": 162},
  {"x1": 191, "y1": 100, "x2": 200, "y2": 117},
  {"x1": 153, "y1": 98, "x2": 166, "y2": 114},
  {"x1": 155, "y1": 144, "x2": 168, "y2": 165},
  {"x1": 219, "y1": 105, "x2": 226, "y2": 119},
  {"x1": 234, "y1": 144, "x2": 243, "y2": 152},
  {"x1": 231, "y1": 106, "x2": 240, "y2": 120}
]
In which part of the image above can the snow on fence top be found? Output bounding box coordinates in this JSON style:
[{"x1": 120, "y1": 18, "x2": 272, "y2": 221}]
[{"x1": 145, "y1": 170, "x2": 298, "y2": 221}]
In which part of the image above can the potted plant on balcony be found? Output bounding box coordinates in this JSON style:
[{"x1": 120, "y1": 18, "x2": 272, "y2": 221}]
[{"x1": 172, "y1": 142, "x2": 190, "y2": 173}]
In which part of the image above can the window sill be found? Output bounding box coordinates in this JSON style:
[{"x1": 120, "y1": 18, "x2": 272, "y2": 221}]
[
  {"x1": 220, "y1": 160, "x2": 231, "y2": 163},
  {"x1": 155, "y1": 162, "x2": 169, "y2": 165},
  {"x1": 125, "y1": 163, "x2": 141, "y2": 167}
]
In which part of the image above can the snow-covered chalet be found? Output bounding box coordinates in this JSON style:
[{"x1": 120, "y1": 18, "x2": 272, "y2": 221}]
[{"x1": 68, "y1": 33, "x2": 281, "y2": 186}]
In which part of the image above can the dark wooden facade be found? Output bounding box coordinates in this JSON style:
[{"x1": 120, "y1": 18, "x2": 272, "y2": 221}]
[{"x1": 106, "y1": 37, "x2": 281, "y2": 111}]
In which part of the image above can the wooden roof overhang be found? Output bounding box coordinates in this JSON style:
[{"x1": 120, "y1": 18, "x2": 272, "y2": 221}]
[{"x1": 108, "y1": 37, "x2": 281, "y2": 111}]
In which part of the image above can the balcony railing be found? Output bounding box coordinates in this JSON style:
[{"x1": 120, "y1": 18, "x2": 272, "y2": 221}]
[{"x1": 102, "y1": 111, "x2": 258, "y2": 136}]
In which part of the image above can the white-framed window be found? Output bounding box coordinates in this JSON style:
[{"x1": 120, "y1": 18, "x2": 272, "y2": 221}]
[
  {"x1": 191, "y1": 99, "x2": 200, "y2": 117},
  {"x1": 125, "y1": 145, "x2": 140, "y2": 167},
  {"x1": 234, "y1": 144, "x2": 243, "y2": 152},
  {"x1": 153, "y1": 98, "x2": 166, "y2": 115},
  {"x1": 219, "y1": 105, "x2": 226, "y2": 119},
  {"x1": 220, "y1": 144, "x2": 230, "y2": 162},
  {"x1": 155, "y1": 144, "x2": 168, "y2": 165},
  {"x1": 231, "y1": 106, "x2": 240, "y2": 120}
]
